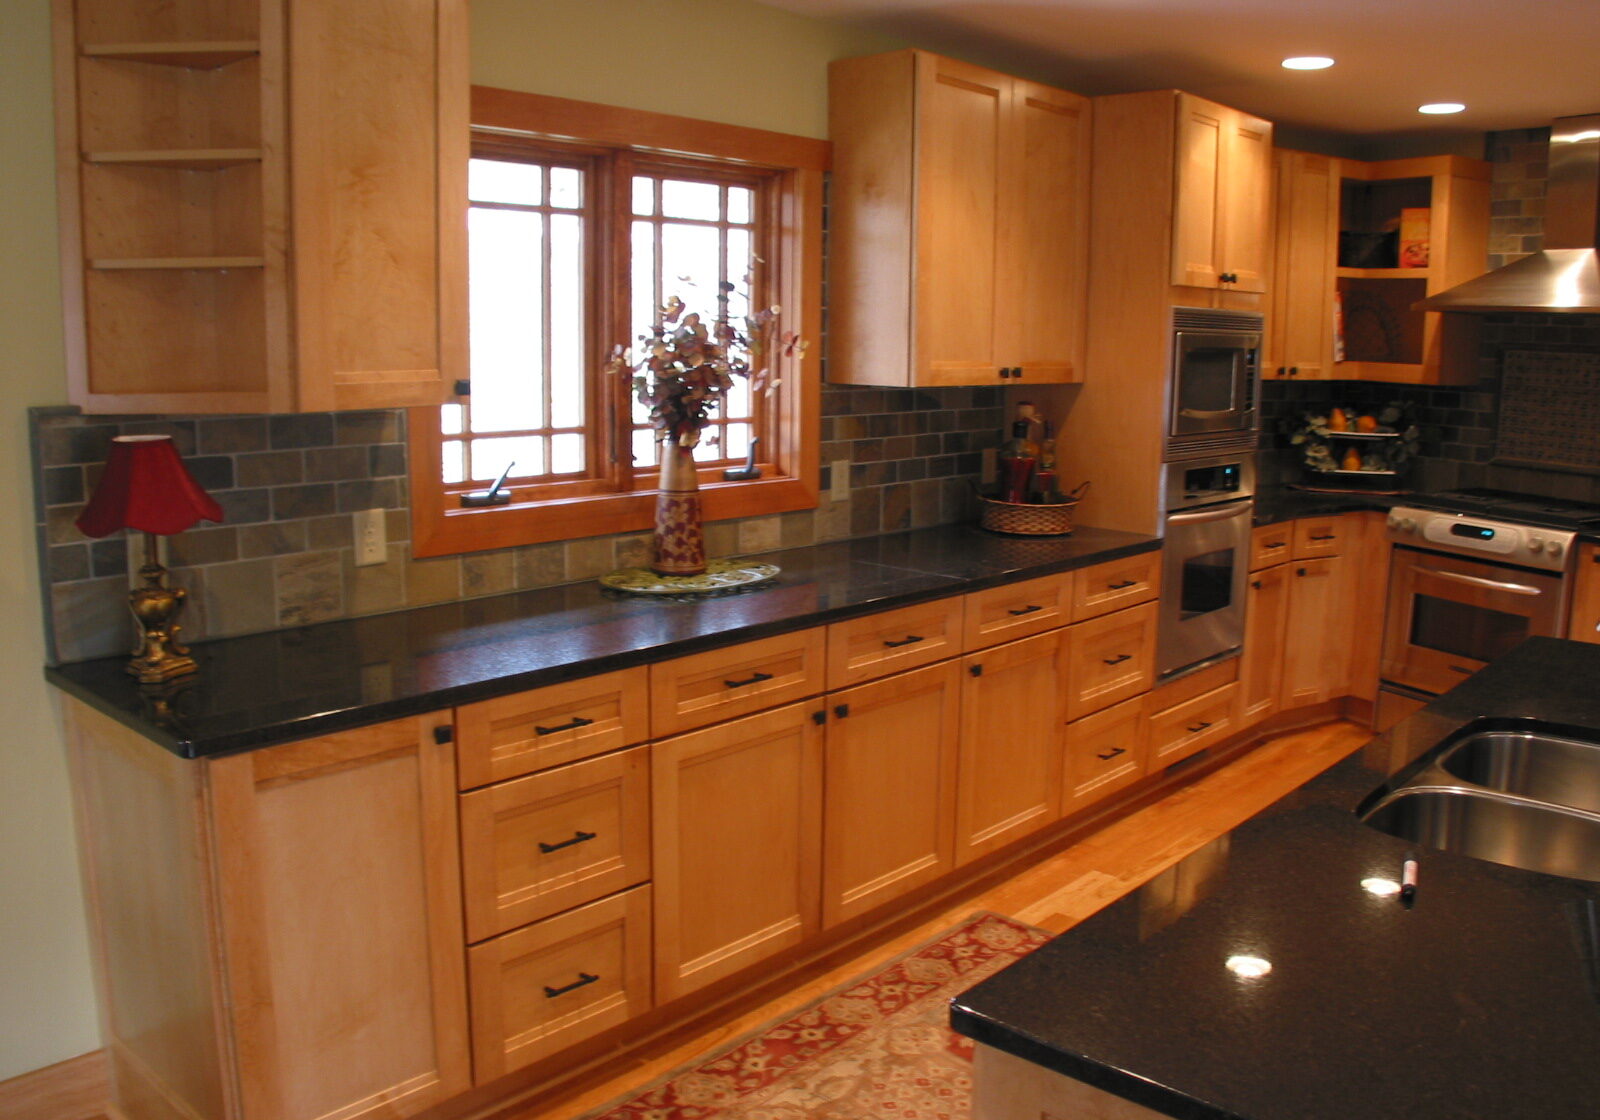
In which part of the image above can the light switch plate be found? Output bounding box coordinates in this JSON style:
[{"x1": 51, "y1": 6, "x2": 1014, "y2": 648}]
[
  {"x1": 354, "y1": 508, "x2": 386, "y2": 567},
  {"x1": 830, "y1": 458, "x2": 851, "y2": 501}
]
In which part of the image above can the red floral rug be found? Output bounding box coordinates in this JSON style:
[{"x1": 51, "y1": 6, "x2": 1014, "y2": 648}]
[{"x1": 578, "y1": 912, "x2": 1050, "y2": 1120}]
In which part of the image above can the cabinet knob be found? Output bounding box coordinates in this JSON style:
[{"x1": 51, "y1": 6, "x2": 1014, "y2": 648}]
[
  {"x1": 969, "y1": 664, "x2": 984, "y2": 677},
  {"x1": 834, "y1": 703, "x2": 850, "y2": 719},
  {"x1": 432, "y1": 725, "x2": 454, "y2": 745},
  {"x1": 1251, "y1": 579, "x2": 1262, "y2": 590},
  {"x1": 1289, "y1": 366, "x2": 1299, "y2": 377}
]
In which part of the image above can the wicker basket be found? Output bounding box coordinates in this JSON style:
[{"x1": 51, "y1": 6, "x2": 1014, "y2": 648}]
[{"x1": 974, "y1": 482, "x2": 1087, "y2": 536}]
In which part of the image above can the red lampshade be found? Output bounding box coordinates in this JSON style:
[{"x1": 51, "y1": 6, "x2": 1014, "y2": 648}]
[{"x1": 75, "y1": 434, "x2": 225, "y2": 538}]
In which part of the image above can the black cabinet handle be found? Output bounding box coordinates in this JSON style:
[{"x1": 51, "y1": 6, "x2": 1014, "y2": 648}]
[
  {"x1": 1102, "y1": 653, "x2": 1132, "y2": 666},
  {"x1": 432, "y1": 725, "x2": 454, "y2": 745},
  {"x1": 1096, "y1": 746, "x2": 1126, "y2": 760},
  {"x1": 1264, "y1": 541, "x2": 1287, "y2": 550},
  {"x1": 834, "y1": 703, "x2": 850, "y2": 719},
  {"x1": 1220, "y1": 271, "x2": 1238, "y2": 284},
  {"x1": 970, "y1": 664, "x2": 983, "y2": 677},
  {"x1": 1309, "y1": 533, "x2": 1336, "y2": 541},
  {"x1": 884, "y1": 635, "x2": 924, "y2": 648},
  {"x1": 1251, "y1": 579, "x2": 1262, "y2": 590},
  {"x1": 1297, "y1": 567, "x2": 1308, "y2": 576},
  {"x1": 1015, "y1": 366, "x2": 1024, "y2": 379},
  {"x1": 544, "y1": 972, "x2": 599, "y2": 999},
  {"x1": 1008, "y1": 604, "x2": 1043, "y2": 617},
  {"x1": 1276, "y1": 366, "x2": 1286, "y2": 377},
  {"x1": 535, "y1": 715, "x2": 594, "y2": 736},
  {"x1": 1187, "y1": 721, "x2": 1213, "y2": 733},
  {"x1": 1108, "y1": 579, "x2": 1136, "y2": 590},
  {"x1": 998, "y1": 367, "x2": 1013, "y2": 379},
  {"x1": 1289, "y1": 366, "x2": 1299, "y2": 377},
  {"x1": 538, "y1": 829, "x2": 597, "y2": 854},
  {"x1": 724, "y1": 670, "x2": 774, "y2": 688},
  {"x1": 1448, "y1": 664, "x2": 1474, "y2": 675},
  {"x1": 812, "y1": 710, "x2": 827, "y2": 726}
]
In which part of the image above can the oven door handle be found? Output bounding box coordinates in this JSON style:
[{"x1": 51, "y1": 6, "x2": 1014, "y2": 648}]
[
  {"x1": 1166, "y1": 502, "x2": 1250, "y2": 525},
  {"x1": 1414, "y1": 565, "x2": 1544, "y2": 597}
]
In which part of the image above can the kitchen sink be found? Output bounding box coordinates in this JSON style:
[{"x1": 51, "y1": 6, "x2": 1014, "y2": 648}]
[
  {"x1": 1361, "y1": 785, "x2": 1600, "y2": 882},
  {"x1": 1438, "y1": 728, "x2": 1600, "y2": 815}
]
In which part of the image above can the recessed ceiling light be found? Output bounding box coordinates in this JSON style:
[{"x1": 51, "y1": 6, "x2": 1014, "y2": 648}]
[
  {"x1": 1225, "y1": 955, "x2": 1273, "y2": 979},
  {"x1": 1418, "y1": 102, "x2": 1466, "y2": 115},
  {"x1": 1282, "y1": 56, "x2": 1334, "y2": 70}
]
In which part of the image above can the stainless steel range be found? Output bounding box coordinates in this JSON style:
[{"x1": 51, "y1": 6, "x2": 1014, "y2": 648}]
[{"x1": 1377, "y1": 489, "x2": 1597, "y2": 728}]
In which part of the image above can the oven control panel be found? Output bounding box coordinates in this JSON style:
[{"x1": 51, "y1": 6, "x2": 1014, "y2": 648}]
[{"x1": 1387, "y1": 506, "x2": 1576, "y2": 571}]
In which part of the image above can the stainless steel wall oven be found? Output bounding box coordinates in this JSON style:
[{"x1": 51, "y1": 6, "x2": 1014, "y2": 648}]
[{"x1": 1157, "y1": 456, "x2": 1255, "y2": 680}]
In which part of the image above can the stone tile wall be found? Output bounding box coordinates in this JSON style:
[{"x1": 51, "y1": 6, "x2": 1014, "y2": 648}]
[{"x1": 34, "y1": 386, "x2": 1003, "y2": 663}]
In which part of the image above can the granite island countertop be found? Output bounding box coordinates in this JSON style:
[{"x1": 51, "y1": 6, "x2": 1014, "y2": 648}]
[
  {"x1": 44, "y1": 522, "x2": 1157, "y2": 759},
  {"x1": 950, "y1": 636, "x2": 1600, "y2": 1120}
]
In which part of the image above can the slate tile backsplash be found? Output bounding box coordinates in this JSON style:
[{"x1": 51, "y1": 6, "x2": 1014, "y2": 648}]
[{"x1": 32, "y1": 385, "x2": 1002, "y2": 663}]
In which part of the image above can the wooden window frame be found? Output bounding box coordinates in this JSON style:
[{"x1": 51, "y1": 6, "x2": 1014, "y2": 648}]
[{"x1": 409, "y1": 87, "x2": 826, "y2": 558}]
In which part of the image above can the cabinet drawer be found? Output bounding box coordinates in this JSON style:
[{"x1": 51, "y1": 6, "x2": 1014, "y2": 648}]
[
  {"x1": 826, "y1": 598, "x2": 965, "y2": 689},
  {"x1": 1063, "y1": 693, "x2": 1148, "y2": 813},
  {"x1": 1250, "y1": 523, "x2": 1294, "y2": 570},
  {"x1": 963, "y1": 573, "x2": 1073, "y2": 651},
  {"x1": 1292, "y1": 517, "x2": 1344, "y2": 559},
  {"x1": 459, "y1": 746, "x2": 650, "y2": 943},
  {"x1": 467, "y1": 885, "x2": 652, "y2": 1083},
  {"x1": 650, "y1": 628, "x2": 826, "y2": 737},
  {"x1": 1071, "y1": 552, "x2": 1160, "y2": 621},
  {"x1": 1148, "y1": 681, "x2": 1241, "y2": 769},
  {"x1": 456, "y1": 667, "x2": 649, "y2": 789},
  {"x1": 1063, "y1": 601, "x2": 1157, "y2": 721}
]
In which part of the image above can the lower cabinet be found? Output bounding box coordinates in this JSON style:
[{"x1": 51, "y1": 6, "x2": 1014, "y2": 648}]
[
  {"x1": 651, "y1": 702, "x2": 824, "y2": 1002},
  {"x1": 1062, "y1": 693, "x2": 1149, "y2": 813},
  {"x1": 1280, "y1": 555, "x2": 1351, "y2": 708},
  {"x1": 822, "y1": 660, "x2": 962, "y2": 926},
  {"x1": 1239, "y1": 561, "x2": 1291, "y2": 728},
  {"x1": 1148, "y1": 678, "x2": 1241, "y2": 768}
]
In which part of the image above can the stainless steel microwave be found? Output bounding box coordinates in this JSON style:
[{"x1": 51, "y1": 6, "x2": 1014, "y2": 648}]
[{"x1": 1166, "y1": 307, "x2": 1262, "y2": 458}]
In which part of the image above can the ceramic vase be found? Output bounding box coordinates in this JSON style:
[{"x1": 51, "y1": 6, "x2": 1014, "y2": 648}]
[{"x1": 651, "y1": 442, "x2": 707, "y2": 576}]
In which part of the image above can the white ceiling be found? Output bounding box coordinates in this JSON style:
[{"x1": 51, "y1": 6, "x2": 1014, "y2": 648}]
[{"x1": 759, "y1": 0, "x2": 1600, "y2": 149}]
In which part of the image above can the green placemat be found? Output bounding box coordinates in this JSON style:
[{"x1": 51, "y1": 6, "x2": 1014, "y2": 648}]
[{"x1": 598, "y1": 558, "x2": 780, "y2": 595}]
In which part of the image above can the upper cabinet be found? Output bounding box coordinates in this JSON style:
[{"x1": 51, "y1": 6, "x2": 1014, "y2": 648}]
[
  {"x1": 827, "y1": 49, "x2": 1091, "y2": 387},
  {"x1": 52, "y1": 0, "x2": 468, "y2": 414},
  {"x1": 1171, "y1": 93, "x2": 1273, "y2": 293},
  {"x1": 1266, "y1": 149, "x2": 1341, "y2": 381}
]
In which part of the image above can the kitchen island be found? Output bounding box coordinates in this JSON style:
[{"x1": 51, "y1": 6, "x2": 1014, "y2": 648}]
[{"x1": 952, "y1": 636, "x2": 1600, "y2": 1120}]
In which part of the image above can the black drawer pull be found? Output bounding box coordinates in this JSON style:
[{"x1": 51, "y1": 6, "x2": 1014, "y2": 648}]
[
  {"x1": 538, "y1": 829, "x2": 597, "y2": 854},
  {"x1": 535, "y1": 715, "x2": 594, "y2": 736},
  {"x1": 1297, "y1": 567, "x2": 1308, "y2": 576},
  {"x1": 1448, "y1": 664, "x2": 1474, "y2": 675},
  {"x1": 1309, "y1": 533, "x2": 1336, "y2": 541},
  {"x1": 1108, "y1": 579, "x2": 1136, "y2": 590},
  {"x1": 1264, "y1": 541, "x2": 1287, "y2": 549},
  {"x1": 884, "y1": 635, "x2": 924, "y2": 648},
  {"x1": 544, "y1": 972, "x2": 599, "y2": 999},
  {"x1": 1102, "y1": 653, "x2": 1132, "y2": 666},
  {"x1": 1096, "y1": 746, "x2": 1126, "y2": 760},
  {"x1": 1187, "y1": 721, "x2": 1213, "y2": 733},
  {"x1": 1008, "y1": 604, "x2": 1044, "y2": 617},
  {"x1": 970, "y1": 664, "x2": 983, "y2": 677},
  {"x1": 725, "y1": 670, "x2": 774, "y2": 689},
  {"x1": 1251, "y1": 580, "x2": 1262, "y2": 590}
]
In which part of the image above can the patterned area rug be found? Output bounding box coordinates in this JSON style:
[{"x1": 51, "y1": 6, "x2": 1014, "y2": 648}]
[{"x1": 578, "y1": 912, "x2": 1050, "y2": 1120}]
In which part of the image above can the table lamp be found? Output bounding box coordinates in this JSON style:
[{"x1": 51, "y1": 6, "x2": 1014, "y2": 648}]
[{"x1": 75, "y1": 434, "x2": 225, "y2": 683}]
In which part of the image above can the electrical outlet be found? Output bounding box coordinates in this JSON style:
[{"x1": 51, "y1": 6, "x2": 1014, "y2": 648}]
[
  {"x1": 354, "y1": 508, "x2": 386, "y2": 567},
  {"x1": 830, "y1": 458, "x2": 851, "y2": 501}
]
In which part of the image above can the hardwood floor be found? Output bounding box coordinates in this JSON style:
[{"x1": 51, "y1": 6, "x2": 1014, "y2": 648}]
[{"x1": 498, "y1": 719, "x2": 1371, "y2": 1120}]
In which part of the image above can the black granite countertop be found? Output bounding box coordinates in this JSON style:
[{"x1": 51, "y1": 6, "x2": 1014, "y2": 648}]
[
  {"x1": 45, "y1": 523, "x2": 1156, "y2": 759},
  {"x1": 1251, "y1": 484, "x2": 1402, "y2": 526},
  {"x1": 950, "y1": 636, "x2": 1600, "y2": 1120}
]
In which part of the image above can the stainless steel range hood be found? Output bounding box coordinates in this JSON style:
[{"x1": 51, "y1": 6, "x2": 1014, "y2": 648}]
[{"x1": 1415, "y1": 114, "x2": 1600, "y2": 314}]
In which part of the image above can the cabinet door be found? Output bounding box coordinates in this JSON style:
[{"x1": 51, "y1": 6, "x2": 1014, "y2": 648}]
[
  {"x1": 914, "y1": 52, "x2": 1005, "y2": 384},
  {"x1": 823, "y1": 661, "x2": 961, "y2": 926},
  {"x1": 208, "y1": 715, "x2": 471, "y2": 1120},
  {"x1": 652, "y1": 702, "x2": 823, "y2": 1002},
  {"x1": 1239, "y1": 563, "x2": 1291, "y2": 728},
  {"x1": 1063, "y1": 693, "x2": 1148, "y2": 814},
  {"x1": 1218, "y1": 106, "x2": 1272, "y2": 293},
  {"x1": 996, "y1": 79, "x2": 1091, "y2": 381},
  {"x1": 956, "y1": 630, "x2": 1066, "y2": 864},
  {"x1": 1268, "y1": 150, "x2": 1339, "y2": 380},
  {"x1": 1172, "y1": 95, "x2": 1270, "y2": 293},
  {"x1": 1280, "y1": 556, "x2": 1352, "y2": 708},
  {"x1": 1568, "y1": 544, "x2": 1600, "y2": 645},
  {"x1": 1062, "y1": 602, "x2": 1157, "y2": 721}
]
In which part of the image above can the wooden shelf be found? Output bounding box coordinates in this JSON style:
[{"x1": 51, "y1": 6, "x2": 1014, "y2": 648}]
[
  {"x1": 81, "y1": 41, "x2": 261, "y2": 69},
  {"x1": 1333, "y1": 360, "x2": 1427, "y2": 383},
  {"x1": 1335, "y1": 267, "x2": 1432, "y2": 281},
  {"x1": 90, "y1": 256, "x2": 266, "y2": 271},
  {"x1": 1321, "y1": 430, "x2": 1401, "y2": 440},
  {"x1": 84, "y1": 148, "x2": 263, "y2": 170}
]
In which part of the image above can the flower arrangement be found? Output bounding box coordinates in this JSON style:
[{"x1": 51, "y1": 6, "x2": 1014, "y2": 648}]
[{"x1": 1285, "y1": 402, "x2": 1420, "y2": 475}]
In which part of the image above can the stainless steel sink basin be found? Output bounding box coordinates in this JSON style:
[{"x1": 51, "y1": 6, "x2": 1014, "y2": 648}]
[
  {"x1": 1439, "y1": 728, "x2": 1600, "y2": 815},
  {"x1": 1361, "y1": 785, "x2": 1600, "y2": 882}
]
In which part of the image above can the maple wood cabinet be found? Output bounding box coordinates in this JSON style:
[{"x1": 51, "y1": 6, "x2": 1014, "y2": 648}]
[
  {"x1": 1566, "y1": 543, "x2": 1600, "y2": 645},
  {"x1": 51, "y1": 0, "x2": 467, "y2": 414},
  {"x1": 1239, "y1": 561, "x2": 1292, "y2": 728},
  {"x1": 828, "y1": 49, "x2": 1091, "y2": 386},
  {"x1": 1267, "y1": 150, "x2": 1341, "y2": 381},
  {"x1": 1171, "y1": 93, "x2": 1274, "y2": 293}
]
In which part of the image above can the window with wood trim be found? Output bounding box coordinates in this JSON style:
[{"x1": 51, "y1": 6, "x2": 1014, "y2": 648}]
[{"x1": 409, "y1": 88, "x2": 824, "y2": 558}]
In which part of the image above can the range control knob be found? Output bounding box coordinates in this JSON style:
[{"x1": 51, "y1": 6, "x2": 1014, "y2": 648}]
[
  {"x1": 1548, "y1": 541, "x2": 1566, "y2": 560},
  {"x1": 1398, "y1": 517, "x2": 1417, "y2": 533},
  {"x1": 1528, "y1": 537, "x2": 1546, "y2": 553}
]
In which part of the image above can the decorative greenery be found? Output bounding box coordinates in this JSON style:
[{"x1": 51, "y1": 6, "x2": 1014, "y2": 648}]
[
  {"x1": 1285, "y1": 402, "x2": 1420, "y2": 474},
  {"x1": 606, "y1": 283, "x2": 806, "y2": 450}
]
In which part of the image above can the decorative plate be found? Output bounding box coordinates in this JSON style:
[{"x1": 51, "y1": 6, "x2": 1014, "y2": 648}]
[{"x1": 599, "y1": 559, "x2": 780, "y2": 596}]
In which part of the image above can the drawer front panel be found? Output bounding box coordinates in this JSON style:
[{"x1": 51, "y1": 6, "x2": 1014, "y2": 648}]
[
  {"x1": 826, "y1": 598, "x2": 964, "y2": 689},
  {"x1": 466, "y1": 885, "x2": 652, "y2": 1083},
  {"x1": 1071, "y1": 552, "x2": 1160, "y2": 621},
  {"x1": 456, "y1": 667, "x2": 649, "y2": 789},
  {"x1": 459, "y1": 746, "x2": 650, "y2": 943},
  {"x1": 1063, "y1": 602, "x2": 1157, "y2": 721},
  {"x1": 1292, "y1": 516, "x2": 1344, "y2": 559},
  {"x1": 650, "y1": 628, "x2": 826, "y2": 737},
  {"x1": 962, "y1": 573, "x2": 1073, "y2": 651},
  {"x1": 1064, "y1": 693, "x2": 1148, "y2": 813},
  {"x1": 1249, "y1": 523, "x2": 1293, "y2": 570},
  {"x1": 1148, "y1": 682, "x2": 1241, "y2": 768}
]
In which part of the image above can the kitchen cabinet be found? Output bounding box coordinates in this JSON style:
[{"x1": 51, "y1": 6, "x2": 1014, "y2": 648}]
[
  {"x1": 649, "y1": 627, "x2": 826, "y2": 737},
  {"x1": 828, "y1": 49, "x2": 1091, "y2": 386},
  {"x1": 1062, "y1": 693, "x2": 1149, "y2": 814},
  {"x1": 1239, "y1": 560, "x2": 1291, "y2": 727},
  {"x1": 1280, "y1": 555, "x2": 1352, "y2": 708},
  {"x1": 1334, "y1": 156, "x2": 1490, "y2": 384},
  {"x1": 51, "y1": 0, "x2": 468, "y2": 414},
  {"x1": 821, "y1": 661, "x2": 962, "y2": 926},
  {"x1": 1249, "y1": 522, "x2": 1293, "y2": 570},
  {"x1": 1266, "y1": 149, "x2": 1341, "y2": 380},
  {"x1": 651, "y1": 702, "x2": 824, "y2": 1002},
  {"x1": 1566, "y1": 543, "x2": 1600, "y2": 645},
  {"x1": 1061, "y1": 601, "x2": 1157, "y2": 721},
  {"x1": 1148, "y1": 675, "x2": 1242, "y2": 769},
  {"x1": 1171, "y1": 93, "x2": 1273, "y2": 293}
]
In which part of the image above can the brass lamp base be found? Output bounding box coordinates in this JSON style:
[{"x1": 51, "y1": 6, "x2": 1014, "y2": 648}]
[{"x1": 126, "y1": 535, "x2": 197, "y2": 684}]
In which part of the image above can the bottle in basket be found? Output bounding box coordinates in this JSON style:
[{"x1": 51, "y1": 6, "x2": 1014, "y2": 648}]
[{"x1": 998, "y1": 402, "x2": 1040, "y2": 503}]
